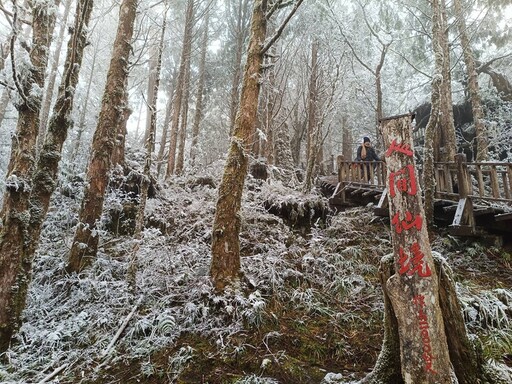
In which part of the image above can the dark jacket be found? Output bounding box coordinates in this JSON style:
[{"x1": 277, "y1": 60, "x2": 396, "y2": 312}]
[{"x1": 356, "y1": 145, "x2": 380, "y2": 162}]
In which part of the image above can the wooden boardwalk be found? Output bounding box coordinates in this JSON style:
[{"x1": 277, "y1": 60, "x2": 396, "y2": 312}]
[{"x1": 319, "y1": 154, "x2": 512, "y2": 237}]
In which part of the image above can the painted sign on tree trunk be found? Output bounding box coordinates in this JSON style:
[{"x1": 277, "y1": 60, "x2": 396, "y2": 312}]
[{"x1": 380, "y1": 113, "x2": 453, "y2": 383}]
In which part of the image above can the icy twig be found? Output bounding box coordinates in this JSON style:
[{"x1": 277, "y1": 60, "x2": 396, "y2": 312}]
[
  {"x1": 37, "y1": 363, "x2": 69, "y2": 384},
  {"x1": 100, "y1": 295, "x2": 144, "y2": 359}
]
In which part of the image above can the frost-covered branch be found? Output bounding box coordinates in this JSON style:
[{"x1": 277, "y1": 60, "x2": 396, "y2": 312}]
[
  {"x1": 261, "y1": 0, "x2": 304, "y2": 56},
  {"x1": 9, "y1": 1, "x2": 30, "y2": 108}
]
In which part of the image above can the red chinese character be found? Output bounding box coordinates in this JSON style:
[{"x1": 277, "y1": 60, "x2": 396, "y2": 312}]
[
  {"x1": 391, "y1": 211, "x2": 423, "y2": 233},
  {"x1": 398, "y1": 242, "x2": 432, "y2": 277},
  {"x1": 389, "y1": 164, "x2": 417, "y2": 197},
  {"x1": 386, "y1": 139, "x2": 414, "y2": 157}
]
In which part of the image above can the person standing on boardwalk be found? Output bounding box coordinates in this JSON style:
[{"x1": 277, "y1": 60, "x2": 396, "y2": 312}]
[{"x1": 356, "y1": 136, "x2": 381, "y2": 181}]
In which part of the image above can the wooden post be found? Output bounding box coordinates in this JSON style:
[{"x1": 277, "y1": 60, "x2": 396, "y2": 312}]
[
  {"x1": 380, "y1": 113, "x2": 452, "y2": 383},
  {"x1": 337, "y1": 155, "x2": 344, "y2": 183},
  {"x1": 507, "y1": 164, "x2": 512, "y2": 198},
  {"x1": 451, "y1": 154, "x2": 475, "y2": 233},
  {"x1": 337, "y1": 155, "x2": 346, "y2": 204}
]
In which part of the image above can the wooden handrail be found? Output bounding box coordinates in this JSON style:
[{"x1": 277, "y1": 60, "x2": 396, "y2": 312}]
[{"x1": 336, "y1": 156, "x2": 512, "y2": 206}]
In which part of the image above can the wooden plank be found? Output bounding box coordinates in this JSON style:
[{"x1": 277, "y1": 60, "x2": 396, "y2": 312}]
[
  {"x1": 494, "y1": 212, "x2": 512, "y2": 222},
  {"x1": 452, "y1": 198, "x2": 467, "y2": 226},
  {"x1": 475, "y1": 165, "x2": 485, "y2": 197},
  {"x1": 508, "y1": 165, "x2": 512, "y2": 198},
  {"x1": 444, "y1": 163, "x2": 453, "y2": 193},
  {"x1": 435, "y1": 165, "x2": 444, "y2": 199},
  {"x1": 503, "y1": 171, "x2": 510, "y2": 200},
  {"x1": 377, "y1": 187, "x2": 388, "y2": 209},
  {"x1": 451, "y1": 197, "x2": 475, "y2": 229},
  {"x1": 490, "y1": 165, "x2": 500, "y2": 199}
]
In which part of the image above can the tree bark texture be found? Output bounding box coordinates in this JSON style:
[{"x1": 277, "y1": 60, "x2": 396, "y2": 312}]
[
  {"x1": 175, "y1": 4, "x2": 194, "y2": 176},
  {"x1": 190, "y1": 11, "x2": 209, "y2": 165},
  {"x1": 37, "y1": 0, "x2": 73, "y2": 153},
  {"x1": 69, "y1": 39, "x2": 98, "y2": 168},
  {"x1": 438, "y1": 0, "x2": 457, "y2": 163},
  {"x1": 453, "y1": 0, "x2": 487, "y2": 161},
  {"x1": 165, "y1": 0, "x2": 194, "y2": 178},
  {"x1": 67, "y1": 0, "x2": 138, "y2": 273},
  {"x1": 423, "y1": 0, "x2": 444, "y2": 227},
  {"x1": 228, "y1": 0, "x2": 251, "y2": 136},
  {"x1": 381, "y1": 114, "x2": 452, "y2": 383},
  {"x1": 210, "y1": 0, "x2": 267, "y2": 291},
  {"x1": 0, "y1": 1, "x2": 57, "y2": 352},
  {"x1": 156, "y1": 74, "x2": 175, "y2": 177},
  {"x1": 360, "y1": 255, "x2": 403, "y2": 384},
  {"x1": 128, "y1": 11, "x2": 166, "y2": 288},
  {"x1": 303, "y1": 40, "x2": 319, "y2": 193},
  {"x1": 362, "y1": 252, "x2": 494, "y2": 384},
  {"x1": 31, "y1": 0, "x2": 94, "y2": 246}
]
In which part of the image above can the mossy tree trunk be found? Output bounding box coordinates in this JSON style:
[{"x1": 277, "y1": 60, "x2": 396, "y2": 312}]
[
  {"x1": 128, "y1": 10, "x2": 166, "y2": 288},
  {"x1": 165, "y1": 0, "x2": 195, "y2": 178},
  {"x1": 210, "y1": 0, "x2": 304, "y2": 291},
  {"x1": 210, "y1": 0, "x2": 268, "y2": 291},
  {"x1": 423, "y1": 0, "x2": 444, "y2": 226},
  {"x1": 453, "y1": 0, "x2": 487, "y2": 161},
  {"x1": 67, "y1": 0, "x2": 138, "y2": 273},
  {"x1": 303, "y1": 40, "x2": 319, "y2": 193},
  {"x1": 227, "y1": 0, "x2": 251, "y2": 136},
  {"x1": 0, "y1": 0, "x2": 57, "y2": 352},
  {"x1": 37, "y1": 0, "x2": 73, "y2": 153},
  {"x1": 190, "y1": 10, "x2": 209, "y2": 165},
  {"x1": 28, "y1": 0, "x2": 94, "y2": 276}
]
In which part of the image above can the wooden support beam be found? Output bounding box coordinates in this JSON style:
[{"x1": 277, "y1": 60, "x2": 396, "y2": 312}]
[{"x1": 494, "y1": 212, "x2": 512, "y2": 222}]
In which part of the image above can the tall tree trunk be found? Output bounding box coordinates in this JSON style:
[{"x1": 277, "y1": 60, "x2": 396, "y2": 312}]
[
  {"x1": 290, "y1": 104, "x2": 306, "y2": 166},
  {"x1": 70, "y1": 41, "x2": 98, "y2": 170},
  {"x1": 0, "y1": 1, "x2": 30, "y2": 128},
  {"x1": 0, "y1": 0, "x2": 57, "y2": 352},
  {"x1": 190, "y1": 12, "x2": 209, "y2": 166},
  {"x1": 303, "y1": 40, "x2": 319, "y2": 192},
  {"x1": 454, "y1": 0, "x2": 487, "y2": 161},
  {"x1": 165, "y1": 0, "x2": 194, "y2": 178},
  {"x1": 260, "y1": 44, "x2": 278, "y2": 164},
  {"x1": 438, "y1": 0, "x2": 457, "y2": 162},
  {"x1": 273, "y1": 121, "x2": 298, "y2": 185},
  {"x1": 128, "y1": 12, "x2": 166, "y2": 289},
  {"x1": 111, "y1": 92, "x2": 131, "y2": 167},
  {"x1": 67, "y1": 0, "x2": 138, "y2": 273},
  {"x1": 175, "y1": 25, "x2": 194, "y2": 175},
  {"x1": 423, "y1": 0, "x2": 444, "y2": 226},
  {"x1": 37, "y1": 0, "x2": 73, "y2": 153},
  {"x1": 156, "y1": 77, "x2": 175, "y2": 177},
  {"x1": 142, "y1": 27, "x2": 161, "y2": 146},
  {"x1": 228, "y1": 0, "x2": 251, "y2": 136},
  {"x1": 210, "y1": 0, "x2": 267, "y2": 291},
  {"x1": 0, "y1": 89, "x2": 10, "y2": 127},
  {"x1": 341, "y1": 116, "x2": 352, "y2": 160},
  {"x1": 31, "y1": 0, "x2": 94, "y2": 245}
]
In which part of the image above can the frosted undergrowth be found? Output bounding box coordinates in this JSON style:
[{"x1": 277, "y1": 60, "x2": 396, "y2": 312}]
[{"x1": 1, "y1": 166, "x2": 511, "y2": 383}]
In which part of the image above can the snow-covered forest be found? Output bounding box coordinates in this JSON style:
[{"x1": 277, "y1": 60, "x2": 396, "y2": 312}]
[{"x1": 0, "y1": 0, "x2": 511, "y2": 383}]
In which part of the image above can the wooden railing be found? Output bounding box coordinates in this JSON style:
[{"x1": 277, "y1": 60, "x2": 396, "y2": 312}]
[
  {"x1": 434, "y1": 155, "x2": 512, "y2": 205},
  {"x1": 336, "y1": 154, "x2": 512, "y2": 207},
  {"x1": 336, "y1": 155, "x2": 387, "y2": 189}
]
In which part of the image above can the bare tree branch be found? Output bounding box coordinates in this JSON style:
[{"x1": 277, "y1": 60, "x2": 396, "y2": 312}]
[
  {"x1": 10, "y1": 1, "x2": 31, "y2": 108},
  {"x1": 261, "y1": 0, "x2": 304, "y2": 55}
]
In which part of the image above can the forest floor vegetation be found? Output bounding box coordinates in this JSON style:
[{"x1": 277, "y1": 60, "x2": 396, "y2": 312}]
[{"x1": 0, "y1": 162, "x2": 511, "y2": 383}]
